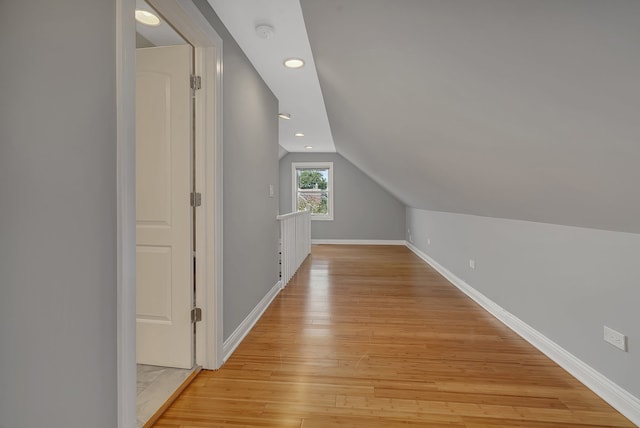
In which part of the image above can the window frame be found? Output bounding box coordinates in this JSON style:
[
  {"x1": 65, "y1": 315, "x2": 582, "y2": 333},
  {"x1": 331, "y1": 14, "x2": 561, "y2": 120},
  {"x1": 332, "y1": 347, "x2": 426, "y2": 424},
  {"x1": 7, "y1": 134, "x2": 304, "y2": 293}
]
[{"x1": 291, "y1": 162, "x2": 334, "y2": 221}]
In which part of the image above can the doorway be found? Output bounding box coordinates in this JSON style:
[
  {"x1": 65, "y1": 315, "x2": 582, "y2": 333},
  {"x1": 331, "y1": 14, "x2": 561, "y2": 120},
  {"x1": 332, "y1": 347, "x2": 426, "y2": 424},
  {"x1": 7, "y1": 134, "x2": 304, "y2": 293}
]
[
  {"x1": 135, "y1": 5, "x2": 195, "y2": 425},
  {"x1": 117, "y1": 0, "x2": 225, "y2": 426}
]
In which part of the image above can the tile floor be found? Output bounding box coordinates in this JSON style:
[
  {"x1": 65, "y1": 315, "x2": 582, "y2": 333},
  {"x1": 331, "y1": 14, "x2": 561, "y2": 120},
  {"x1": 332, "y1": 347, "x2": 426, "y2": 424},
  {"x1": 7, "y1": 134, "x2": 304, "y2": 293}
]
[{"x1": 136, "y1": 364, "x2": 194, "y2": 428}]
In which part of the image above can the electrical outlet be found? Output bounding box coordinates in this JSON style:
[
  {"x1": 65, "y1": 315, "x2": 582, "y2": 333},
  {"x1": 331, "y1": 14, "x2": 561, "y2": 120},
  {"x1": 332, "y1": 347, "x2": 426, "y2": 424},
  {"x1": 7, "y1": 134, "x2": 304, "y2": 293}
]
[
  {"x1": 409, "y1": 234, "x2": 413, "y2": 243},
  {"x1": 269, "y1": 184, "x2": 275, "y2": 197},
  {"x1": 604, "y1": 326, "x2": 627, "y2": 351},
  {"x1": 427, "y1": 237, "x2": 431, "y2": 245},
  {"x1": 469, "y1": 259, "x2": 476, "y2": 269}
]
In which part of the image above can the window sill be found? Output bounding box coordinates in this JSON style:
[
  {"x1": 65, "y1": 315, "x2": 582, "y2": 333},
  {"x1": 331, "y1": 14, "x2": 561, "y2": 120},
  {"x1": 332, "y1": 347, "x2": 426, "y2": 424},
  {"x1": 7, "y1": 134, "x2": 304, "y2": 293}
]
[{"x1": 311, "y1": 216, "x2": 333, "y2": 221}]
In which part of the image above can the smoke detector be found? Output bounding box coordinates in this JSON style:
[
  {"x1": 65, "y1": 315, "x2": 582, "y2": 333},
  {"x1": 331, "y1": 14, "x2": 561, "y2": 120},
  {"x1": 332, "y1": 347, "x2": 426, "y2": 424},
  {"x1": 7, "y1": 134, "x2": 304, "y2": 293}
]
[{"x1": 255, "y1": 24, "x2": 275, "y2": 40}]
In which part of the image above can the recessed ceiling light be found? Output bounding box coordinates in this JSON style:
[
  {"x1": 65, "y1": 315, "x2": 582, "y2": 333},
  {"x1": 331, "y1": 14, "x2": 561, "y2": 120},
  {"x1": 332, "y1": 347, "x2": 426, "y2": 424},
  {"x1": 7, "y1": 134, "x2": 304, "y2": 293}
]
[
  {"x1": 135, "y1": 9, "x2": 161, "y2": 26},
  {"x1": 304, "y1": 145, "x2": 313, "y2": 149},
  {"x1": 284, "y1": 58, "x2": 305, "y2": 69},
  {"x1": 295, "y1": 133, "x2": 305, "y2": 137},
  {"x1": 278, "y1": 113, "x2": 291, "y2": 120}
]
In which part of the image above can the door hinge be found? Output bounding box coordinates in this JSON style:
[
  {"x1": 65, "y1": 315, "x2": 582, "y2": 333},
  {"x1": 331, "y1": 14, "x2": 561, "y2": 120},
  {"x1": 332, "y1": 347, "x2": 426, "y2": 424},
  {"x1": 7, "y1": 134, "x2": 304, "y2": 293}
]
[
  {"x1": 191, "y1": 307, "x2": 202, "y2": 323},
  {"x1": 190, "y1": 75, "x2": 202, "y2": 90},
  {"x1": 190, "y1": 192, "x2": 202, "y2": 207}
]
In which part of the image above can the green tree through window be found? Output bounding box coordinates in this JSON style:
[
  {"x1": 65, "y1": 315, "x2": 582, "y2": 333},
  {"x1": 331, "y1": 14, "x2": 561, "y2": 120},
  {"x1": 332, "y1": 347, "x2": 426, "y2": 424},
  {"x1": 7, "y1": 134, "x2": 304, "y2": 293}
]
[
  {"x1": 298, "y1": 170, "x2": 328, "y2": 190},
  {"x1": 293, "y1": 163, "x2": 333, "y2": 220}
]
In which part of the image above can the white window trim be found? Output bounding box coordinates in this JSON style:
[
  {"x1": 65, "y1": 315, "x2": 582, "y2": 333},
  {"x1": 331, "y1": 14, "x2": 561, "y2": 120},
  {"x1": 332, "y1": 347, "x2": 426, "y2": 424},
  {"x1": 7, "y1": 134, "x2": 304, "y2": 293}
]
[{"x1": 292, "y1": 162, "x2": 334, "y2": 221}]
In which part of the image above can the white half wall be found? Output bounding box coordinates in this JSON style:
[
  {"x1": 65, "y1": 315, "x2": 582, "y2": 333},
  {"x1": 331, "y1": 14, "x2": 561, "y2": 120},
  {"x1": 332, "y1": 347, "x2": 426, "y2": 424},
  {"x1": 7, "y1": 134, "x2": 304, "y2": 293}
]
[{"x1": 406, "y1": 208, "x2": 640, "y2": 405}]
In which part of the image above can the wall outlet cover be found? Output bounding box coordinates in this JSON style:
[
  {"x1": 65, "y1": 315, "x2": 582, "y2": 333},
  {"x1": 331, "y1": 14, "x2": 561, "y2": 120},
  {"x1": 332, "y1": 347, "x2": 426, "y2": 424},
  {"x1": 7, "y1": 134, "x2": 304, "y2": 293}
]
[{"x1": 604, "y1": 326, "x2": 627, "y2": 351}]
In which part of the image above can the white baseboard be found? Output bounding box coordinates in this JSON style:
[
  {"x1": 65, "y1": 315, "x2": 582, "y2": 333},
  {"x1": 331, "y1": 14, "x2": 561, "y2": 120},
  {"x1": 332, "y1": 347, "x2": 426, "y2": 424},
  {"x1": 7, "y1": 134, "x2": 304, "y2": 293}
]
[
  {"x1": 222, "y1": 280, "x2": 282, "y2": 362},
  {"x1": 406, "y1": 242, "x2": 640, "y2": 427},
  {"x1": 312, "y1": 239, "x2": 407, "y2": 245}
]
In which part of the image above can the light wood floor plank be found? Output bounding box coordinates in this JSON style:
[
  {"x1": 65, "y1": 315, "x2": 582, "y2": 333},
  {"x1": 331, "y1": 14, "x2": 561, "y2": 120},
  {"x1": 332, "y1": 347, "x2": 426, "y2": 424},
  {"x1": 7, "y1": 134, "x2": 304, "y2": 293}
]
[{"x1": 153, "y1": 245, "x2": 634, "y2": 427}]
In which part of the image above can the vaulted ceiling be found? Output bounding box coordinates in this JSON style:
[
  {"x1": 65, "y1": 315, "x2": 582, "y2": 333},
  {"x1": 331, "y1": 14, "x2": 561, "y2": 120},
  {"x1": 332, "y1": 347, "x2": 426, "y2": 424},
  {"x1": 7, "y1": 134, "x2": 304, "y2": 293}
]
[
  {"x1": 300, "y1": 0, "x2": 640, "y2": 233},
  {"x1": 210, "y1": 0, "x2": 640, "y2": 234}
]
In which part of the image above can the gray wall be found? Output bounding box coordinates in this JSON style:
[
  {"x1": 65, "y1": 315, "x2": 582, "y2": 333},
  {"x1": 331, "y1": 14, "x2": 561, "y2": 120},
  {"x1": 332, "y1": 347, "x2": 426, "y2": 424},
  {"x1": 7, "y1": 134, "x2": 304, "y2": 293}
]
[
  {"x1": 280, "y1": 153, "x2": 406, "y2": 240},
  {"x1": 0, "y1": 2, "x2": 281, "y2": 426},
  {"x1": 194, "y1": 0, "x2": 281, "y2": 341},
  {"x1": 0, "y1": 1, "x2": 118, "y2": 427},
  {"x1": 406, "y1": 208, "x2": 640, "y2": 398},
  {"x1": 278, "y1": 144, "x2": 288, "y2": 160}
]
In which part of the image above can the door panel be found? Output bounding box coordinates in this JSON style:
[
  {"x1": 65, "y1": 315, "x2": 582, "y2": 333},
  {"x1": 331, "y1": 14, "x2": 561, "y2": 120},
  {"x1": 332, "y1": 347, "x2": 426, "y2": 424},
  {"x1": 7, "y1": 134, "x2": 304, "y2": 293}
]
[
  {"x1": 136, "y1": 71, "x2": 172, "y2": 227},
  {"x1": 136, "y1": 246, "x2": 172, "y2": 321},
  {"x1": 136, "y1": 45, "x2": 193, "y2": 369}
]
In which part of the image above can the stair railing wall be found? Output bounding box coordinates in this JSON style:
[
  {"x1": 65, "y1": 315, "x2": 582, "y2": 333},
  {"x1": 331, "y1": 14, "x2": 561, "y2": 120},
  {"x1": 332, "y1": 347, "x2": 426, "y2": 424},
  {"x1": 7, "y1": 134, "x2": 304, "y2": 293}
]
[{"x1": 277, "y1": 209, "x2": 311, "y2": 287}]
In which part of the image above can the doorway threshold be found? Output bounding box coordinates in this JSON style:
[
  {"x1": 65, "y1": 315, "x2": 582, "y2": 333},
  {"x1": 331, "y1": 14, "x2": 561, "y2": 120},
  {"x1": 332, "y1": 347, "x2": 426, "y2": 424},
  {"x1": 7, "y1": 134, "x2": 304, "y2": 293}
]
[{"x1": 137, "y1": 364, "x2": 201, "y2": 428}]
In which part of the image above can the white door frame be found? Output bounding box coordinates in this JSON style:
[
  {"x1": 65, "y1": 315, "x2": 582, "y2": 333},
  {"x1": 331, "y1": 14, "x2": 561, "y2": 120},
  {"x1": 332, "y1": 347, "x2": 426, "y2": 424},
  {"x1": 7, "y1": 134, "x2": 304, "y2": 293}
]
[{"x1": 116, "y1": 0, "x2": 224, "y2": 426}]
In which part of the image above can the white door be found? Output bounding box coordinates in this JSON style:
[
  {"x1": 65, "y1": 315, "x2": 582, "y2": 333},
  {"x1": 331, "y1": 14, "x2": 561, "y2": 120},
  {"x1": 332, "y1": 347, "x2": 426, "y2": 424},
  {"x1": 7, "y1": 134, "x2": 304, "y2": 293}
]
[{"x1": 136, "y1": 45, "x2": 193, "y2": 369}]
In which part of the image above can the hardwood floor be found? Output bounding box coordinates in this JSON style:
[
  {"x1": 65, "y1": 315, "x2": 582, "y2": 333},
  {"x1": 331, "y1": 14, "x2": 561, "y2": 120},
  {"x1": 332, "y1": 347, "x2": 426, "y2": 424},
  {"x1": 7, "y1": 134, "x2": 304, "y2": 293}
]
[{"x1": 154, "y1": 245, "x2": 634, "y2": 427}]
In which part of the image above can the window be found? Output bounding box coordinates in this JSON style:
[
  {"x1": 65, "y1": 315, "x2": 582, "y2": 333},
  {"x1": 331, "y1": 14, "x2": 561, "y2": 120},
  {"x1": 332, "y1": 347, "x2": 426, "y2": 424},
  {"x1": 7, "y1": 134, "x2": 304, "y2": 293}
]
[{"x1": 292, "y1": 162, "x2": 333, "y2": 221}]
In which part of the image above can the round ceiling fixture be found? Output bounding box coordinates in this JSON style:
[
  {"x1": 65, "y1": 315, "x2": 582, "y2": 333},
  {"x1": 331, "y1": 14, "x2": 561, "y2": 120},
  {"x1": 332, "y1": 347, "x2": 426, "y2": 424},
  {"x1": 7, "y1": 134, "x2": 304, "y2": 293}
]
[
  {"x1": 135, "y1": 9, "x2": 161, "y2": 26},
  {"x1": 255, "y1": 24, "x2": 275, "y2": 40},
  {"x1": 284, "y1": 58, "x2": 305, "y2": 69},
  {"x1": 278, "y1": 113, "x2": 291, "y2": 120},
  {"x1": 304, "y1": 145, "x2": 313, "y2": 149},
  {"x1": 295, "y1": 132, "x2": 305, "y2": 137}
]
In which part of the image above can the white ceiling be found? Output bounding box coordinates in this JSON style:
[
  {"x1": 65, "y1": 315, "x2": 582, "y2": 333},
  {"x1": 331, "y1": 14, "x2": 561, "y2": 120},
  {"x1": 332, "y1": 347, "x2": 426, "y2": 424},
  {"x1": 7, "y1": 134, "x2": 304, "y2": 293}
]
[
  {"x1": 206, "y1": 0, "x2": 335, "y2": 153},
  {"x1": 207, "y1": 0, "x2": 640, "y2": 233},
  {"x1": 135, "y1": 0, "x2": 187, "y2": 46}
]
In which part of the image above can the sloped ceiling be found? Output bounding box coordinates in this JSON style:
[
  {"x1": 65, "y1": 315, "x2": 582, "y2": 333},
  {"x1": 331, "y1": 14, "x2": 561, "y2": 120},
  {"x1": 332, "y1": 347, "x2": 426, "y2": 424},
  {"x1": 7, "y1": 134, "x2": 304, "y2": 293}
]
[
  {"x1": 207, "y1": 0, "x2": 336, "y2": 153},
  {"x1": 300, "y1": 0, "x2": 640, "y2": 233}
]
